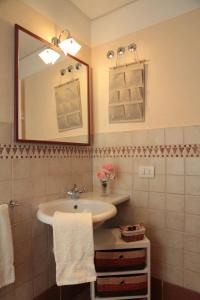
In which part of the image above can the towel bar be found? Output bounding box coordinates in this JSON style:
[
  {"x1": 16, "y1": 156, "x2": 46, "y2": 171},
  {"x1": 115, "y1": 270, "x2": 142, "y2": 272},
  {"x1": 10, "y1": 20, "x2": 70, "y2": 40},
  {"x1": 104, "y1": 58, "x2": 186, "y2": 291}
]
[
  {"x1": 9, "y1": 200, "x2": 20, "y2": 208},
  {"x1": 0, "y1": 200, "x2": 20, "y2": 208}
]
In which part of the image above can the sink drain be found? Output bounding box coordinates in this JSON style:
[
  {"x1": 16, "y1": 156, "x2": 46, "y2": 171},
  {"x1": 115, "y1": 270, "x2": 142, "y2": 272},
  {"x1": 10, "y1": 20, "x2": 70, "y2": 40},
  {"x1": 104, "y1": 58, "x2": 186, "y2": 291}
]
[{"x1": 73, "y1": 205, "x2": 78, "y2": 209}]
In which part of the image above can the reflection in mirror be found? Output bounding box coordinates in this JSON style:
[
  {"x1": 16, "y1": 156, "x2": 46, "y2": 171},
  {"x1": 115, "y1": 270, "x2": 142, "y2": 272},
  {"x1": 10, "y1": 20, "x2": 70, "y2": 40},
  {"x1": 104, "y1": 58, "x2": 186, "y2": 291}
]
[{"x1": 15, "y1": 25, "x2": 90, "y2": 145}]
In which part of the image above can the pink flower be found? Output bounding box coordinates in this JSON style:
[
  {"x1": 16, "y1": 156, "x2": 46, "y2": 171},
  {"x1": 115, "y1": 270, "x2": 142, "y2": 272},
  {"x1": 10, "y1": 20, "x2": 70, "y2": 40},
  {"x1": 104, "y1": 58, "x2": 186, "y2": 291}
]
[
  {"x1": 96, "y1": 163, "x2": 115, "y2": 183},
  {"x1": 102, "y1": 163, "x2": 114, "y2": 172},
  {"x1": 96, "y1": 171, "x2": 106, "y2": 181}
]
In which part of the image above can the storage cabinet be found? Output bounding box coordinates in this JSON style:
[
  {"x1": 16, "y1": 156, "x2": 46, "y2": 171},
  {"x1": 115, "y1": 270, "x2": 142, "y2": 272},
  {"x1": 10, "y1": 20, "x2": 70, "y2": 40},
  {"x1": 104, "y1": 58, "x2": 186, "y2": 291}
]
[{"x1": 91, "y1": 228, "x2": 150, "y2": 300}]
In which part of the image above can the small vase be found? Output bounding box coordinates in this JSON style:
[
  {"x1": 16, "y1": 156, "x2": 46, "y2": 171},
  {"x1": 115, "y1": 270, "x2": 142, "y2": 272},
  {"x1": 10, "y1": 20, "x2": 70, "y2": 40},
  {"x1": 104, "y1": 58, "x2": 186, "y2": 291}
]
[{"x1": 101, "y1": 181, "x2": 109, "y2": 196}]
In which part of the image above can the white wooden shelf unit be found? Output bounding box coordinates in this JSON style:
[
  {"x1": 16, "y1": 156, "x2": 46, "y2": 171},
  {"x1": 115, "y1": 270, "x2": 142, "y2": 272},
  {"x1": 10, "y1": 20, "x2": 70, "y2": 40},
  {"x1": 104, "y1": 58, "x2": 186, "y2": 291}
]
[{"x1": 91, "y1": 228, "x2": 151, "y2": 300}]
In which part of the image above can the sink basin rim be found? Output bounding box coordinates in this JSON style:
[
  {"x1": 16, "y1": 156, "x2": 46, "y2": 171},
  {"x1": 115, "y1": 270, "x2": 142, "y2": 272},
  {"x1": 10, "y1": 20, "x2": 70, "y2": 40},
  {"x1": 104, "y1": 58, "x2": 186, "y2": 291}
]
[{"x1": 37, "y1": 199, "x2": 117, "y2": 225}]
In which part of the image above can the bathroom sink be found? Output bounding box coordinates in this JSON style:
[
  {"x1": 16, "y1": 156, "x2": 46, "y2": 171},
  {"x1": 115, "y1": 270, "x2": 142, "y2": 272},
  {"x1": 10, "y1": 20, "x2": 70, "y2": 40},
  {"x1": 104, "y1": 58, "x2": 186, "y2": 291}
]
[{"x1": 37, "y1": 199, "x2": 117, "y2": 228}]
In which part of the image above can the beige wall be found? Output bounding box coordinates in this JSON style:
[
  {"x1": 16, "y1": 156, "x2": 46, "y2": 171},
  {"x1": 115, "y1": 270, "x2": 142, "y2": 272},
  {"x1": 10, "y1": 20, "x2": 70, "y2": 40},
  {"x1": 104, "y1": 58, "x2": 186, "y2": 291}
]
[
  {"x1": 91, "y1": 9, "x2": 200, "y2": 134},
  {"x1": 91, "y1": 8, "x2": 200, "y2": 295}
]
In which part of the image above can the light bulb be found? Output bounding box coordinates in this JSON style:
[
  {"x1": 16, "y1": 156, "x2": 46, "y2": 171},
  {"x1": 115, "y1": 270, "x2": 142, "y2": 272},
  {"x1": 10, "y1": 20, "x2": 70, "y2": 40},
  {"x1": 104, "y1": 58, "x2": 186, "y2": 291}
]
[{"x1": 107, "y1": 50, "x2": 114, "y2": 59}]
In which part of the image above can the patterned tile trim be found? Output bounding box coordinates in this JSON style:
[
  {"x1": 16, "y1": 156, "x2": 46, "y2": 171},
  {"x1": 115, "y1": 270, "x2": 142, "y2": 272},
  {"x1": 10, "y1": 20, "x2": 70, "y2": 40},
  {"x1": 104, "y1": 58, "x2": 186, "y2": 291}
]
[
  {"x1": 0, "y1": 144, "x2": 93, "y2": 159},
  {"x1": 0, "y1": 144, "x2": 200, "y2": 159},
  {"x1": 92, "y1": 145, "x2": 200, "y2": 158}
]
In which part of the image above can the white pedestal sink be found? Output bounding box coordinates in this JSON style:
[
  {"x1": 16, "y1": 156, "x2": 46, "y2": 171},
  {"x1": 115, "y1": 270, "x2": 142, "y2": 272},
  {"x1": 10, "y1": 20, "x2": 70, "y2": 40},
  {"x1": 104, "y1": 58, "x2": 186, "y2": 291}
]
[{"x1": 37, "y1": 198, "x2": 117, "y2": 228}]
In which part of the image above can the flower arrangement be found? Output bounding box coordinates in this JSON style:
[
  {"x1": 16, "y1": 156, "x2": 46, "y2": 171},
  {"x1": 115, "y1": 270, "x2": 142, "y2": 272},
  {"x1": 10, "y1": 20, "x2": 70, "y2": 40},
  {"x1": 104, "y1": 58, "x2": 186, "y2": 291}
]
[{"x1": 96, "y1": 163, "x2": 115, "y2": 195}]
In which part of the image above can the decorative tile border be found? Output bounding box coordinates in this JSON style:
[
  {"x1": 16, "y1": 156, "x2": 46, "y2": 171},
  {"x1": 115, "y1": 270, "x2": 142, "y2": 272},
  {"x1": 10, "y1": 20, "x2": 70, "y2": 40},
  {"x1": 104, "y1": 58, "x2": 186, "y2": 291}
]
[
  {"x1": 0, "y1": 144, "x2": 200, "y2": 159},
  {"x1": 92, "y1": 144, "x2": 200, "y2": 158},
  {"x1": 0, "y1": 144, "x2": 93, "y2": 159}
]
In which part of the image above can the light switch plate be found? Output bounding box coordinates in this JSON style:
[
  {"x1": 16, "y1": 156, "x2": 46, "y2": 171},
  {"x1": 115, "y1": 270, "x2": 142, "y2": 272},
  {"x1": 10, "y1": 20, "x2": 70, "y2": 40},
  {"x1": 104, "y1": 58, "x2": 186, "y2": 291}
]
[
  {"x1": 139, "y1": 166, "x2": 145, "y2": 177},
  {"x1": 139, "y1": 166, "x2": 155, "y2": 178}
]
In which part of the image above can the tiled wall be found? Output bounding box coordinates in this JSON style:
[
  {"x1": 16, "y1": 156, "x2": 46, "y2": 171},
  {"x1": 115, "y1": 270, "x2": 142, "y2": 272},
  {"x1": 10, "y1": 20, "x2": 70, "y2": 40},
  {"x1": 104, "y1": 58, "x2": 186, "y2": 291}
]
[
  {"x1": 0, "y1": 122, "x2": 93, "y2": 300},
  {"x1": 93, "y1": 126, "x2": 200, "y2": 295},
  {"x1": 1, "y1": 124, "x2": 200, "y2": 299}
]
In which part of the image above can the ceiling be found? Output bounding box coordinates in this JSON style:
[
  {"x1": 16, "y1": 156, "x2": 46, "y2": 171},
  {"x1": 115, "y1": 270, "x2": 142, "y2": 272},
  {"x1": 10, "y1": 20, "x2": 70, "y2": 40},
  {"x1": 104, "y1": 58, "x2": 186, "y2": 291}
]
[{"x1": 69, "y1": 0, "x2": 139, "y2": 20}]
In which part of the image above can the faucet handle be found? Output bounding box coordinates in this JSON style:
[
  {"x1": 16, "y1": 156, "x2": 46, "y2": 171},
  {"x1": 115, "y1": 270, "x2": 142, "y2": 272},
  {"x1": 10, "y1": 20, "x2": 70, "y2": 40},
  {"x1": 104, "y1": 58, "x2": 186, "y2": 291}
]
[
  {"x1": 71, "y1": 184, "x2": 86, "y2": 193},
  {"x1": 65, "y1": 184, "x2": 76, "y2": 193},
  {"x1": 65, "y1": 184, "x2": 86, "y2": 199}
]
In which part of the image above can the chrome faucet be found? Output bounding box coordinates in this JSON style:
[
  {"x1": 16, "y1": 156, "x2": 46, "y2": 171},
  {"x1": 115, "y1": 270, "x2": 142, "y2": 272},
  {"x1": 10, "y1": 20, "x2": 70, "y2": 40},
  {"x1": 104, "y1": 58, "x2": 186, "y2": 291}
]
[{"x1": 66, "y1": 184, "x2": 86, "y2": 199}]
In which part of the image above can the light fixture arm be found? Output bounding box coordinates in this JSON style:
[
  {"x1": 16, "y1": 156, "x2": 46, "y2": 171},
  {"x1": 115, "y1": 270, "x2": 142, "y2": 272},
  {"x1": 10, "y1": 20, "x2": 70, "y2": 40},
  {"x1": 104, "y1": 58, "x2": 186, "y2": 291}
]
[
  {"x1": 51, "y1": 28, "x2": 81, "y2": 56},
  {"x1": 51, "y1": 36, "x2": 59, "y2": 46},
  {"x1": 58, "y1": 29, "x2": 71, "y2": 41},
  {"x1": 51, "y1": 29, "x2": 71, "y2": 46}
]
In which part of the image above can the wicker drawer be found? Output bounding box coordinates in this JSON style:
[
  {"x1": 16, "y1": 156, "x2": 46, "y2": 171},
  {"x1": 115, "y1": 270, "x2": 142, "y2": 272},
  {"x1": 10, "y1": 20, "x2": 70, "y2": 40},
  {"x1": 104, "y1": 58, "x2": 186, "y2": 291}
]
[
  {"x1": 95, "y1": 248, "x2": 146, "y2": 272},
  {"x1": 96, "y1": 274, "x2": 147, "y2": 297}
]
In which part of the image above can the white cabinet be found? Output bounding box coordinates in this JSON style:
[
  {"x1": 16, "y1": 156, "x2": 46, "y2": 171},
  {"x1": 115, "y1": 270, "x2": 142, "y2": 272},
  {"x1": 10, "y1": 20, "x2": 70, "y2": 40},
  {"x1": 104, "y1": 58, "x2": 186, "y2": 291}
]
[{"x1": 91, "y1": 228, "x2": 151, "y2": 300}]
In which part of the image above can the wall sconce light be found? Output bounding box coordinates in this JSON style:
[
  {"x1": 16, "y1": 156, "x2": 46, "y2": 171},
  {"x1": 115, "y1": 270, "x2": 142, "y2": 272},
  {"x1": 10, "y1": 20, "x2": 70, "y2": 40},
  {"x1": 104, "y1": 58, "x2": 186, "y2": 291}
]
[
  {"x1": 60, "y1": 68, "x2": 66, "y2": 76},
  {"x1": 128, "y1": 43, "x2": 137, "y2": 52},
  {"x1": 52, "y1": 29, "x2": 81, "y2": 56},
  {"x1": 60, "y1": 63, "x2": 82, "y2": 76},
  {"x1": 107, "y1": 50, "x2": 114, "y2": 59},
  {"x1": 68, "y1": 65, "x2": 74, "y2": 72},
  {"x1": 106, "y1": 43, "x2": 137, "y2": 59},
  {"x1": 75, "y1": 63, "x2": 82, "y2": 70},
  {"x1": 38, "y1": 48, "x2": 60, "y2": 64},
  {"x1": 117, "y1": 47, "x2": 125, "y2": 56}
]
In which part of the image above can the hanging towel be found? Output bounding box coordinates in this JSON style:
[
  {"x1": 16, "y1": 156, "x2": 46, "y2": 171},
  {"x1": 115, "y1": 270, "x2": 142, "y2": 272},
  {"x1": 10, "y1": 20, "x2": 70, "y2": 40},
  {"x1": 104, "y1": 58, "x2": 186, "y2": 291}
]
[
  {"x1": 53, "y1": 211, "x2": 96, "y2": 286},
  {"x1": 0, "y1": 204, "x2": 15, "y2": 288}
]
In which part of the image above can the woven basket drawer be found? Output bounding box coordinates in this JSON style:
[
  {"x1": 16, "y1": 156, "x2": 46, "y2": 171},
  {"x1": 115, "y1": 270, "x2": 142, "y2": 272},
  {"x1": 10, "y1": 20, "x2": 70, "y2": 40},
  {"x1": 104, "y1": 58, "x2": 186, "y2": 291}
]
[
  {"x1": 96, "y1": 274, "x2": 147, "y2": 297},
  {"x1": 95, "y1": 249, "x2": 146, "y2": 271}
]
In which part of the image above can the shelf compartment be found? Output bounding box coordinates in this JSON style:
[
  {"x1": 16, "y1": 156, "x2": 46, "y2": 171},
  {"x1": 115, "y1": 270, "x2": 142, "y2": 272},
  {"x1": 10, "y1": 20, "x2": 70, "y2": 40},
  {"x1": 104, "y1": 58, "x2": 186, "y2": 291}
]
[
  {"x1": 96, "y1": 274, "x2": 147, "y2": 298},
  {"x1": 95, "y1": 248, "x2": 146, "y2": 272}
]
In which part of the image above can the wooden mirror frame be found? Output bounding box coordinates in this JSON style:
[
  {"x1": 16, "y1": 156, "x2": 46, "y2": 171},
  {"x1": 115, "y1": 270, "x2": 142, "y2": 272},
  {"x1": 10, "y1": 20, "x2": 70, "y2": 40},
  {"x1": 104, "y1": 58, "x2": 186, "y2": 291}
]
[{"x1": 14, "y1": 24, "x2": 91, "y2": 146}]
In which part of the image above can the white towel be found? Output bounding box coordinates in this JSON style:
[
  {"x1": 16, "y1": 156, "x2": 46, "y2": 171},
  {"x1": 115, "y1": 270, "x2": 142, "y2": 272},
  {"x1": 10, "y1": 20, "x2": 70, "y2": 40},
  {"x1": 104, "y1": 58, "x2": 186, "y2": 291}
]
[
  {"x1": 53, "y1": 211, "x2": 96, "y2": 286},
  {"x1": 0, "y1": 204, "x2": 15, "y2": 288}
]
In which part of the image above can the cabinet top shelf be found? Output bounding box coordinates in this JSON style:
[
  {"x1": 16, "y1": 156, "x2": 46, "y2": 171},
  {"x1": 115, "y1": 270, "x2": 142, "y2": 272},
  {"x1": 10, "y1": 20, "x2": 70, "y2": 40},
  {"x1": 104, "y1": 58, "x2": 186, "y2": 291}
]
[
  {"x1": 96, "y1": 267, "x2": 148, "y2": 276},
  {"x1": 94, "y1": 228, "x2": 150, "y2": 250}
]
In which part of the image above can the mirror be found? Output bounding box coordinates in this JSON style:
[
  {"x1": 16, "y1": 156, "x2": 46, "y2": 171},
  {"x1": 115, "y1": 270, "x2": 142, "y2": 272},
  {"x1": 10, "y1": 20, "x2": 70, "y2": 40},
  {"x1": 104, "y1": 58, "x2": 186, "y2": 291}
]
[{"x1": 15, "y1": 25, "x2": 91, "y2": 145}]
